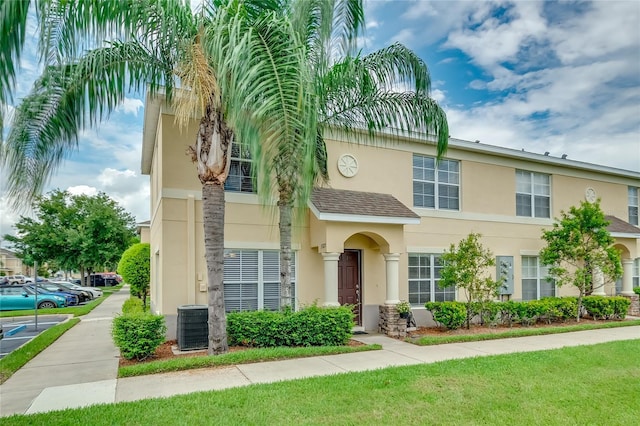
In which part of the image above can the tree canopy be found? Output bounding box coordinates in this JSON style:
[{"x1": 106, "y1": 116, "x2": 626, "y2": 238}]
[
  {"x1": 540, "y1": 200, "x2": 622, "y2": 321},
  {"x1": 4, "y1": 189, "x2": 137, "y2": 273}
]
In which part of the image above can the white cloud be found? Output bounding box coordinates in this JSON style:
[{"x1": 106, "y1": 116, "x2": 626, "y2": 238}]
[
  {"x1": 67, "y1": 185, "x2": 98, "y2": 196},
  {"x1": 116, "y1": 98, "x2": 144, "y2": 116}
]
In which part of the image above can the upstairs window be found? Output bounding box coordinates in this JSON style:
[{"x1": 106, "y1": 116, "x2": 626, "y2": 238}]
[
  {"x1": 629, "y1": 187, "x2": 639, "y2": 225},
  {"x1": 413, "y1": 155, "x2": 460, "y2": 210},
  {"x1": 516, "y1": 170, "x2": 550, "y2": 218},
  {"x1": 225, "y1": 140, "x2": 255, "y2": 193}
]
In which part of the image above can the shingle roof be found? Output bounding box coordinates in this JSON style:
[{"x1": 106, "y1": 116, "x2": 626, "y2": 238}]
[
  {"x1": 310, "y1": 188, "x2": 419, "y2": 221},
  {"x1": 605, "y1": 215, "x2": 640, "y2": 235}
]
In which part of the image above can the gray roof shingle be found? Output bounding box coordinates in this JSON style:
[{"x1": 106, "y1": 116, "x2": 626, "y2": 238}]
[
  {"x1": 605, "y1": 215, "x2": 640, "y2": 235},
  {"x1": 310, "y1": 188, "x2": 419, "y2": 220}
]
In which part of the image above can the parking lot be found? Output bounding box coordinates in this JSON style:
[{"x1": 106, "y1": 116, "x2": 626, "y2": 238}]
[{"x1": 0, "y1": 315, "x2": 71, "y2": 359}]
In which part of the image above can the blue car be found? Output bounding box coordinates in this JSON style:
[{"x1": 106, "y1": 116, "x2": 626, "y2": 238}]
[
  {"x1": 23, "y1": 285, "x2": 77, "y2": 306},
  {"x1": 0, "y1": 286, "x2": 66, "y2": 310}
]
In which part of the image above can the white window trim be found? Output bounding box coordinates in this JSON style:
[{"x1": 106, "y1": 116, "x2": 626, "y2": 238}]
[
  {"x1": 521, "y1": 256, "x2": 556, "y2": 300},
  {"x1": 413, "y1": 154, "x2": 460, "y2": 211},
  {"x1": 516, "y1": 170, "x2": 551, "y2": 218},
  {"x1": 629, "y1": 186, "x2": 639, "y2": 225},
  {"x1": 408, "y1": 253, "x2": 456, "y2": 307}
]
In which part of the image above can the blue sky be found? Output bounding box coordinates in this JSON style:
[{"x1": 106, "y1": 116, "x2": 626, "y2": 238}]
[{"x1": 1, "y1": 0, "x2": 639, "y2": 242}]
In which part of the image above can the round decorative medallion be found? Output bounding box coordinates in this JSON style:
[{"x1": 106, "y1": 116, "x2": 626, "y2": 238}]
[
  {"x1": 585, "y1": 187, "x2": 596, "y2": 203},
  {"x1": 337, "y1": 154, "x2": 359, "y2": 177}
]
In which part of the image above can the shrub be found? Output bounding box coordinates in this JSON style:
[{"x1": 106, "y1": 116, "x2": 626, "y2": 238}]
[
  {"x1": 122, "y1": 297, "x2": 144, "y2": 314},
  {"x1": 112, "y1": 313, "x2": 166, "y2": 360},
  {"x1": 117, "y1": 243, "x2": 150, "y2": 308},
  {"x1": 471, "y1": 301, "x2": 501, "y2": 326},
  {"x1": 634, "y1": 287, "x2": 640, "y2": 296},
  {"x1": 611, "y1": 297, "x2": 630, "y2": 319},
  {"x1": 582, "y1": 296, "x2": 614, "y2": 320},
  {"x1": 227, "y1": 305, "x2": 354, "y2": 348},
  {"x1": 538, "y1": 297, "x2": 578, "y2": 323},
  {"x1": 425, "y1": 301, "x2": 466, "y2": 330}
]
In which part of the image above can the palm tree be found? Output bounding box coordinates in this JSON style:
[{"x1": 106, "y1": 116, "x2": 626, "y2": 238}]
[
  {"x1": 271, "y1": 1, "x2": 449, "y2": 307},
  {"x1": 1, "y1": 0, "x2": 314, "y2": 354}
]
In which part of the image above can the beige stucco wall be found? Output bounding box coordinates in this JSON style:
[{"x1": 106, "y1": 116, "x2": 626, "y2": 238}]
[{"x1": 145, "y1": 111, "x2": 640, "y2": 329}]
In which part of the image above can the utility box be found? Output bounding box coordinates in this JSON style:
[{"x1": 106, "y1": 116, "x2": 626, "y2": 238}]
[
  {"x1": 177, "y1": 305, "x2": 208, "y2": 351},
  {"x1": 496, "y1": 256, "x2": 514, "y2": 295}
]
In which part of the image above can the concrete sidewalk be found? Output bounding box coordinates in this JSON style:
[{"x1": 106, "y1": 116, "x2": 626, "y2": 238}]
[
  {"x1": 1, "y1": 296, "x2": 639, "y2": 416},
  {"x1": 0, "y1": 286, "x2": 130, "y2": 417}
]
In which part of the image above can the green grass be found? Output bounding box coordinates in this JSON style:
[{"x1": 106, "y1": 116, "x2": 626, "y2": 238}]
[
  {"x1": 411, "y1": 318, "x2": 640, "y2": 346},
  {"x1": 0, "y1": 318, "x2": 80, "y2": 384},
  {"x1": 119, "y1": 344, "x2": 382, "y2": 377},
  {"x1": 3, "y1": 339, "x2": 639, "y2": 425}
]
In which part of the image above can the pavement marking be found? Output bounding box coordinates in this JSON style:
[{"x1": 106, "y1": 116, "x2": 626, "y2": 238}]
[
  {"x1": 5, "y1": 325, "x2": 27, "y2": 336},
  {"x1": 2, "y1": 336, "x2": 32, "y2": 341}
]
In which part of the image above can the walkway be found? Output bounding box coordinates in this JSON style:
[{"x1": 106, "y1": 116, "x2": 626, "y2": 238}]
[
  {"x1": 1, "y1": 290, "x2": 638, "y2": 416},
  {"x1": 0, "y1": 287, "x2": 129, "y2": 417}
]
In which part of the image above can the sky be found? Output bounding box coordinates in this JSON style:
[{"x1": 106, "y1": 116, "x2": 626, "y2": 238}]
[{"x1": 1, "y1": 0, "x2": 639, "y2": 245}]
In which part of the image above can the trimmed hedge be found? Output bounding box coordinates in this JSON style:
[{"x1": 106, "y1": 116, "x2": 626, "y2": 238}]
[
  {"x1": 423, "y1": 297, "x2": 629, "y2": 329},
  {"x1": 633, "y1": 287, "x2": 640, "y2": 296},
  {"x1": 425, "y1": 301, "x2": 466, "y2": 330},
  {"x1": 122, "y1": 297, "x2": 145, "y2": 314},
  {"x1": 582, "y1": 296, "x2": 630, "y2": 320},
  {"x1": 227, "y1": 305, "x2": 354, "y2": 347},
  {"x1": 112, "y1": 313, "x2": 167, "y2": 360}
]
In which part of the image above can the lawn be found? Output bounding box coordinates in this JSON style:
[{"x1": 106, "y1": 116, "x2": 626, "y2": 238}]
[{"x1": 3, "y1": 339, "x2": 639, "y2": 425}]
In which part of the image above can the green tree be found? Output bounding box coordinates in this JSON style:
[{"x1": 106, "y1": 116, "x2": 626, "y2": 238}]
[
  {"x1": 439, "y1": 233, "x2": 504, "y2": 329},
  {"x1": 4, "y1": 190, "x2": 136, "y2": 276},
  {"x1": 118, "y1": 243, "x2": 150, "y2": 308},
  {"x1": 269, "y1": 3, "x2": 449, "y2": 306},
  {"x1": 1, "y1": 0, "x2": 314, "y2": 354},
  {"x1": 540, "y1": 200, "x2": 622, "y2": 322}
]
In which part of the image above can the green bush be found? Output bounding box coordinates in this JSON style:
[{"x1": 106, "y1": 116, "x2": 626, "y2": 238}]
[
  {"x1": 425, "y1": 301, "x2": 466, "y2": 330},
  {"x1": 227, "y1": 305, "x2": 354, "y2": 347},
  {"x1": 633, "y1": 287, "x2": 640, "y2": 296},
  {"x1": 118, "y1": 243, "x2": 150, "y2": 307},
  {"x1": 471, "y1": 301, "x2": 501, "y2": 326},
  {"x1": 583, "y1": 296, "x2": 630, "y2": 320},
  {"x1": 122, "y1": 297, "x2": 144, "y2": 314},
  {"x1": 538, "y1": 297, "x2": 578, "y2": 323},
  {"x1": 112, "y1": 313, "x2": 166, "y2": 360}
]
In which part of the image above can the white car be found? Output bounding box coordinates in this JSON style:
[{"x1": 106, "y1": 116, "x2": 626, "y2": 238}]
[
  {"x1": 51, "y1": 281, "x2": 103, "y2": 299},
  {"x1": 6, "y1": 275, "x2": 27, "y2": 285}
]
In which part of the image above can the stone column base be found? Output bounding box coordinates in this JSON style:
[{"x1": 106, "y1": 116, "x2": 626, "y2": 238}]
[
  {"x1": 623, "y1": 294, "x2": 639, "y2": 316},
  {"x1": 378, "y1": 305, "x2": 407, "y2": 338}
]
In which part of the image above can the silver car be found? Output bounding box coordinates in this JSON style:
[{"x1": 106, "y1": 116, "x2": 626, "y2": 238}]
[{"x1": 51, "y1": 281, "x2": 103, "y2": 299}]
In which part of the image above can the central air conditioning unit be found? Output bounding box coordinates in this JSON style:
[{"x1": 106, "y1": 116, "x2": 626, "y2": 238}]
[{"x1": 176, "y1": 305, "x2": 208, "y2": 351}]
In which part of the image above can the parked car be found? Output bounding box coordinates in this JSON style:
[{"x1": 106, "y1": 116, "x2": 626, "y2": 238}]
[
  {"x1": 23, "y1": 285, "x2": 77, "y2": 306},
  {"x1": 0, "y1": 286, "x2": 66, "y2": 310},
  {"x1": 52, "y1": 281, "x2": 103, "y2": 299},
  {"x1": 87, "y1": 274, "x2": 118, "y2": 287},
  {"x1": 37, "y1": 283, "x2": 92, "y2": 303},
  {"x1": 5, "y1": 275, "x2": 27, "y2": 285},
  {"x1": 0, "y1": 277, "x2": 8, "y2": 286}
]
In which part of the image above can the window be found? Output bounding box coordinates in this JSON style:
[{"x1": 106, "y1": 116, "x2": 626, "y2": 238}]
[
  {"x1": 521, "y1": 256, "x2": 555, "y2": 300},
  {"x1": 223, "y1": 250, "x2": 295, "y2": 312},
  {"x1": 516, "y1": 170, "x2": 550, "y2": 218},
  {"x1": 225, "y1": 140, "x2": 255, "y2": 193},
  {"x1": 413, "y1": 155, "x2": 459, "y2": 210},
  {"x1": 634, "y1": 258, "x2": 640, "y2": 289},
  {"x1": 408, "y1": 253, "x2": 455, "y2": 305},
  {"x1": 629, "y1": 187, "x2": 639, "y2": 225}
]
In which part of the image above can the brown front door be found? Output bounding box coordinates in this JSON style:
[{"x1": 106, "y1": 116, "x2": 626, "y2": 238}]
[{"x1": 338, "y1": 250, "x2": 361, "y2": 325}]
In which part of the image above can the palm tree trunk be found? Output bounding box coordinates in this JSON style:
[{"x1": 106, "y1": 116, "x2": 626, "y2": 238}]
[
  {"x1": 278, "y1": 195, "x2": 293, "y2": 309},
  {"x1": 203, "y1": 182, "x2": 228, "y2": 354}
]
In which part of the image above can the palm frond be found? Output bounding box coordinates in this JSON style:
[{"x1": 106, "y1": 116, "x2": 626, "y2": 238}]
[
  {"x1": 0, "y1": 0, "x2": 30, "y2": 138},
  {"x1": 2, "y1": 41, "x2": 172, "y2": 207}
]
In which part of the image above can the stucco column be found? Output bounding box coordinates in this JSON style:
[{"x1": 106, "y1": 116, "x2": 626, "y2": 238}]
[
  {"x1": 592, "y1": 266, "x2": 606, "y2": 296},
  {"x1": 322, "y1": 252, "x2": 341, "y2": 307},
  {"x1": 621, "y1": 259, "x2": 634, "y2": 296},
  {"x1": 384, "y1": 253, "x2": 401, "y2": 305}
]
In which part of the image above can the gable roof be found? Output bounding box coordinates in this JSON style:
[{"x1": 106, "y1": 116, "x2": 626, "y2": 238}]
[
  {"x1": 605, "y1": 215, "x2": 640, "y2": 237},
  {"x1": 309, "y1": 188, "x2": 419, "y2": 224}
]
